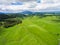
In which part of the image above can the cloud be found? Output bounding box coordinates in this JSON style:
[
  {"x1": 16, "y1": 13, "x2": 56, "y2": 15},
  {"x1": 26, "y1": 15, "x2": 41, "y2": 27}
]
[
  {"x1": 17, "y1": 0, "x2": 36, "y2": 2},
  {"x1": 0, "y1": 0, "x2": 60, "y2": 13},
  {"x1": 0, "y1": 2, "x2": 37, "y2": 12},
  {"x1": 41, "y1": 0, "x2": 60, "y2": 3},
  {"x1": 0, "y1": 0, "x2": 36, "y2": 4}
]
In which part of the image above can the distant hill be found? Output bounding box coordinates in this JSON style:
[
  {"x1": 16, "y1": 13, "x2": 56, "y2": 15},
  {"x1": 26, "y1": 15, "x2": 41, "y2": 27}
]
[
  {"x1": 21, "y1": 10, "x2": 33, "y2": 14},
  {"x1": 0, "y1": 10, "x2": 60, "y2": 15}
]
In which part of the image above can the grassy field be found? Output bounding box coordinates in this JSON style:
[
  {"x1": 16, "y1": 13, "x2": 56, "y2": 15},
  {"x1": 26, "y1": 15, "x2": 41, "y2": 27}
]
[{"x1": 0, "y1": 16, "x2": 60, "y2": 45}]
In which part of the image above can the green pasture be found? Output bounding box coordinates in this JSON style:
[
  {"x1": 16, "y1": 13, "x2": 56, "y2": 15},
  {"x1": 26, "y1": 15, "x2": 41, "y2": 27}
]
[{"x1": 0, "y1": 16, "x2": 60, "y2": 45}]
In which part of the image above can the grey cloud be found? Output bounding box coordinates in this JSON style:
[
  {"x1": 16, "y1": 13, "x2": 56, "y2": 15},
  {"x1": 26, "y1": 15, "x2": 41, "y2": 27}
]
[
  {"x1": 0, "y1": 0, "x2": 36, "y2": 4},
  {"x1": 0, "y1": 0, "x2": 36, "y2": 2},
  {"x1": 17, "y1": 0, "x2": 36, "y2": 2}
]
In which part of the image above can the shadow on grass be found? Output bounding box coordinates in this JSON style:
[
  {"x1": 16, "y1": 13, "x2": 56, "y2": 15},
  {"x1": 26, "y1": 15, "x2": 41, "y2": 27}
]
[
  {"x1": 0, "y1": 27, "x2": 6, "y2": 35},
  {"x1": 52, "y1": 19, "x2": 60, "y2": 23}
]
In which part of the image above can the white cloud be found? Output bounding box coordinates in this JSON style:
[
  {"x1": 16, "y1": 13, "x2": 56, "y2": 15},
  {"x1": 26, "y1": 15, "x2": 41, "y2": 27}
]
[
  {"x1": 0, "y1": 0, "x2": 60, "y2": 13},
  {"x1": 0, "y1": 0, "x2": 36, "y2": 4},
  {"x1": 0, "y1": 2, "x2": 37, "y2": 12},
  {"x1": 41, "y1": 0, "x2": 60, "y2": 3}
]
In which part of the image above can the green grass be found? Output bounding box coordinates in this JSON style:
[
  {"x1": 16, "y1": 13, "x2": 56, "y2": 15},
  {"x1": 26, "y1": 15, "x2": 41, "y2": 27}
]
[{"x1": 0, "y1": 16, "x2": 60, "y2": 45}]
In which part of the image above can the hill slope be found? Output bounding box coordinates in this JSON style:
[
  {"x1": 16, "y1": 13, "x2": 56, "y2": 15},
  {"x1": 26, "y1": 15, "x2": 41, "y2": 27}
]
[{"x1": 0, "y1": 16, "x2": 60, "y2": 45}]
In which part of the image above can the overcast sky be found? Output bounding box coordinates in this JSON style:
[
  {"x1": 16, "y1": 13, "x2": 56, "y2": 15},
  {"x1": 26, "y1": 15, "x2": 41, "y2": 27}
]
[
  {"x1": 0, "y1": 0, "x2": 60, "y2": 13},
  {"x1": 0, "y1": 0, "x2": 60, "y2": 3},
  {"x1": 0, "y1": 0, "x2": 36, "y2": 3}
]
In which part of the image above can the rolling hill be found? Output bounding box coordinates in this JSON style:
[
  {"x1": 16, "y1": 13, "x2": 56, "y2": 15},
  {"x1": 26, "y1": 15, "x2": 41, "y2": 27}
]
[{"x1": 0, "y1": 16, "x2": 60, "y2": 45}]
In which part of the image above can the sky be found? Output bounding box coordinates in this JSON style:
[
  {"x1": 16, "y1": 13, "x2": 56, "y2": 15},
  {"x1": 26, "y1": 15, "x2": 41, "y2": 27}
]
[{"x1": 0, "y1": 0, "x2": 60, "y2": 13}]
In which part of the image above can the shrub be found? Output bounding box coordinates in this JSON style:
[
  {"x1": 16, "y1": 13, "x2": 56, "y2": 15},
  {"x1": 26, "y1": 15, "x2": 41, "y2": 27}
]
[{"x1": 0, "y1": 22, "x2": 2, "y2": 26}]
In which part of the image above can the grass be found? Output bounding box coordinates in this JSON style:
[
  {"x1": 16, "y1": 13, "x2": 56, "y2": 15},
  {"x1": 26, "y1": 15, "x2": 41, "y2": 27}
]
[{"x1": 0, "y1": 16, "x2": 60, "y2": 45}]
